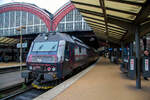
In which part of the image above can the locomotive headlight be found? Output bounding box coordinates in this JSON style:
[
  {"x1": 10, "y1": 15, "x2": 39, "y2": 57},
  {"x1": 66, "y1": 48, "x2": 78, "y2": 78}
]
[
  {"x1": 29, "y1": 66, "x2": 32, "y2": 70},
  {"x1": 52, "y1": 67, "x2": 56, "y2": 71},
  {"x1": 47, "y1": 67, "x2": 51, "y2": 71}
]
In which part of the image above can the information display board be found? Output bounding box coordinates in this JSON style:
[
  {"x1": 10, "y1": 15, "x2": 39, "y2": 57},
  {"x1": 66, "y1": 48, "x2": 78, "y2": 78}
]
[
  {"x1": 128, "y1": 56, "x2": 136, "y2": 79},
  {"x1": 145, "y1": 59, "x2": 149, "y2": 71},
  {"x1": 130, "y1": 59, "x2": 134, "y2": 70},
  {"x1": 142, "y1": 57, "x2": 150, "y2": 77}
]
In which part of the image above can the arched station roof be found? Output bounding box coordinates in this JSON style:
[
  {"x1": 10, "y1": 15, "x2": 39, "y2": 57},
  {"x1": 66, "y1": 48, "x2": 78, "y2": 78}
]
[
  {"x1": 71, "y1": 0, "x2": 150, "y2": 44},
  {"x1": 53, "y1": 2, "x2": 92, "y2": 32},
  {"x1": 0, "y1": 2, "x2": 52, "y2": 31},
  {"x1": 52, "y1": 2, "x2": 76, "y2": 31}
]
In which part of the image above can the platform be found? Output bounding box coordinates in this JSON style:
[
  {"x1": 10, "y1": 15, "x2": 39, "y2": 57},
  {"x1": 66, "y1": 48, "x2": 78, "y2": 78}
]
[
  {"x1": 0, "y1": 62, "x2": 26, "y2": 69},
  {"x1": 34, "y1": 57, "x2": 150, "y2": 100}
]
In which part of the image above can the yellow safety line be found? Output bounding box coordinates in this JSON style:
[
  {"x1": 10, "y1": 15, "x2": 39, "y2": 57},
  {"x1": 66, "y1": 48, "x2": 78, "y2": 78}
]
[{"x1": 32, "y1": 83, "x2": 54, "y2": 89}]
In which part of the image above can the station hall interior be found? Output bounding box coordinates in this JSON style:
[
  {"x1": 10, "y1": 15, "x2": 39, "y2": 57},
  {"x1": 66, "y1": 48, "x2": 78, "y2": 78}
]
[{"x1": 1, "y1": 0, "x2": 150, "y2": 100}]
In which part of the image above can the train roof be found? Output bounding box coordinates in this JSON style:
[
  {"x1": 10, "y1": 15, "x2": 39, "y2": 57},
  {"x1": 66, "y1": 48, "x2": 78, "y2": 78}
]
[
  {"x1": 34, "y1": 32, "x2": 74, "y2": 42},
  {"x1": 34, "y1": 32, "x2": 89, "y2": 48}
]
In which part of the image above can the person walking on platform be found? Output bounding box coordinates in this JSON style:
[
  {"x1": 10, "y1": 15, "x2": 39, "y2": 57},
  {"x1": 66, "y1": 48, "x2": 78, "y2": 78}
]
[
  {"x1": 144, "y1": 50, "x2": 149, "y2": 57},
  {"x1": 143, "y1": 50, "x2": 149, "y2": 80}
]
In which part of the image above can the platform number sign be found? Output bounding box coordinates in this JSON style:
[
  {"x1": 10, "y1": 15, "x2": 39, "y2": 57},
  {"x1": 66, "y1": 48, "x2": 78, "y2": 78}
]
[
  {"x1": 145, "y1": 59, "x2": 149, "y2": 71},
  {"x1": 130, "y1": 59, "x2": 134, "y2": 70}
]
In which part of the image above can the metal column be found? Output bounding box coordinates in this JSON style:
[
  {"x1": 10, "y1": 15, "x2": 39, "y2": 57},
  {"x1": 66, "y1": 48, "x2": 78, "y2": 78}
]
[
  {"x1": 129, "y1": 42, "x2": 133, "y2": 56},
  {"x1": 135, "y1": 26, "x2": 141, "y2": 89},
  {"x1": 143, "y1": 38, "x2": 147, "y2": 51},
  {"x1": 121, "y1": 42, "x2": 124, "y2": 61}
]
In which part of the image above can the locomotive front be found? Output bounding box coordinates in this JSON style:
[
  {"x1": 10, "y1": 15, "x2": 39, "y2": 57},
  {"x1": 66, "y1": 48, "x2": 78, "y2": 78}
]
[{"x1": 21, "y1": 34, "x2": 66, "y2": 89}]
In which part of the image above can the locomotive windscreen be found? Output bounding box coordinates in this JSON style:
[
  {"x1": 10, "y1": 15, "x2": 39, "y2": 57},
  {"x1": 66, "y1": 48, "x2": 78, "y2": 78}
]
[{"x1": 32, "y1": 42, "x2": 58, "y2": 52}]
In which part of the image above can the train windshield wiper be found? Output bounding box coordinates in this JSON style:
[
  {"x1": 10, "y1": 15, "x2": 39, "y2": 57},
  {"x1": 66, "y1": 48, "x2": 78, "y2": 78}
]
[
  {"x1": 38, "y1": 45, "x2": 43, "y2": 50},
  {"x1": 51, "y1": 45, "x2": 56, "y2": 50}
]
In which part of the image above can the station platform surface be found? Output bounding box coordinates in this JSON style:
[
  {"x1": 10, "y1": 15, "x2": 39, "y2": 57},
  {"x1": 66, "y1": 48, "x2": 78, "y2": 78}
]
[
  {"x1": 35, "y1": 57, "x2": 150, "y2": 100},
  {"x1": 0, "y1": 71, "x2": 24, "y2": 89},
  {"x1": 0, "y1": 62, "x2": 26, "y2": 69}
]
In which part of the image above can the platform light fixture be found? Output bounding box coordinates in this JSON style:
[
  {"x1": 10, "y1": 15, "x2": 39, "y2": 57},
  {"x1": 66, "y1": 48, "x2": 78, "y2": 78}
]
[{"x1": 16, "y1": 26, "x2": 26, "y2": 71}]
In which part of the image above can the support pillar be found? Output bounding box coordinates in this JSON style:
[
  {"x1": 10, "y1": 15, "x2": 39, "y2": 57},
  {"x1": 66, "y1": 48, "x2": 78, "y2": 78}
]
[
  {"x1": 121, "y1": 42, "x2": 124, "y2": 62},
  {"x1": 143, "y1": 38, "x2": 147, "y2": 51},
  {"x1": 129, "y1": 42, "x2": 133, "y2": 56},
  {"x1": 135, "y1": 26, "x2": 141, "y2": 89}
]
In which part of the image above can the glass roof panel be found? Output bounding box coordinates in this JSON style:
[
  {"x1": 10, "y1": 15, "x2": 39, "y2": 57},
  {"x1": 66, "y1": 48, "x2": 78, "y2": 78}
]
[
  {"x1": 74, "y1": 4, "x2": 103, "y2": 13},
  {"x1": 84, "y1": 17, "x2": 105, "y2": 24},
  {"x1": 109, "y1": 33, "x2": 122, "y2": 38},
  {"x1": 72, "y1": 0, "x2": 100, "y2": 6},
  {"x1": 0, "y1": 37, "x2": 5, "y2": 41},
  {"x1": 1, "y1": 38, "x2": 9, "y2": 43},
  {"x1": 109, "y1": 33, "x2": 122, "y2": 37},
  {"x1": 105, "y1": 0, "x2": 142, "y2": 13},
  {"x1": 109, "y1": 34, "x2": 124, "y2": 39},
  {"x1": 108, "y1": 27, "x2": 126, "y2": 33},
  {"x1": 109, "y1": 35, "x2": 122, "y2": 39},
  {"x1": 106, "y1": 10, "x2": 136, "y2": 20},
  {"x1": 83, "y1": 17, "x2": 126, "y2": 31},
  {"x1": 140, "y1": 15, "x2": 150, "y2": 25},
  {"x1": 109, "y1": 34, "x2": 123, "y2": 38},
  {"x1": 84, "y1": 18, "x2": 126, "y2": 31},
  {"x1": 108, "y1": 30, "x2": 125, "y2": 35},
  {"x1": 0, "y1": 37, "x2": 18, "y2": 44},
  {"x1": 94, "y1": 30, "x2": 105, "y2": 35},
  {"x1": 94, "y1": 30, "x2": 108, "y2": 38},
  {"x1": 86, "y1": 20, "x2": 126, "y2": 35},
  {"x1": 12, "y1": 39, "x2": 17, "y2": 42},
  {"x1": 87, "y1": 21, "x2": 106, "y2": 28},
  {"x1": 108, "y1": 23, "x2": 126, "y2": 30},
  {"x1": 81, "y1": 12, "x2": 104, "y2": 20},
  {"x1": 123, "y1": 0, "x2": 146, "y2": 3},
  {"x1": 90, "y1": 25, "x2": 106, "y2": 33},
  {"x1": 90, "y1": 25, "x2": 105, "y2": 30},
  {"x1": 7, "y1": 39, "x2": 16, "y2": 43},
  {"x1": 140, "y1": 20, "x2": 150, "y2": 25},
  {"x1": 92, "y1": 27, "x2": 123, "y2": 39}
]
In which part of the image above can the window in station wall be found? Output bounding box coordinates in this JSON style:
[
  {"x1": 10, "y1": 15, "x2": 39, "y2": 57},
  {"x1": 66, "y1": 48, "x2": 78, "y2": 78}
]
[
  {"x1": 0, "y1": 11, "x2": 48, "y2": 36},
  {"x1": 56, "y1": 9, "x2": 91, "y2": 32}
]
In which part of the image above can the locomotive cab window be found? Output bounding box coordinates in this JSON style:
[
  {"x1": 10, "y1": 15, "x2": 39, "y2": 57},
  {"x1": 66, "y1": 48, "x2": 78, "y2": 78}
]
[{"x1": 32, "y1": 42, "x2": 58, "y2": 52}]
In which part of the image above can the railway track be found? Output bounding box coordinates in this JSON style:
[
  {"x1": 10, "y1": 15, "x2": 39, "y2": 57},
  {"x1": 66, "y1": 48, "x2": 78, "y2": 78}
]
[
  {"x1": 0, "y1": 65, "x2": 26, "y2": 74},
  {"x1": 0, "y1": 61, "x2": 97, "y2": 100},
  {"x1": 0, "y1": 67, "x2": 85, "y2": 100},
  {"x1": 0, "y1": 83, "x2": 20, "y2": 99},
  {"x1": 0, "y1": 82, "x2": 47, "y2": 100},
  {"x1": 0, "y1": 82, "x2": 26, "y2": 100},
  {"x1": 6, "y1": 88, "x2": 47, "y2": 100}
]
